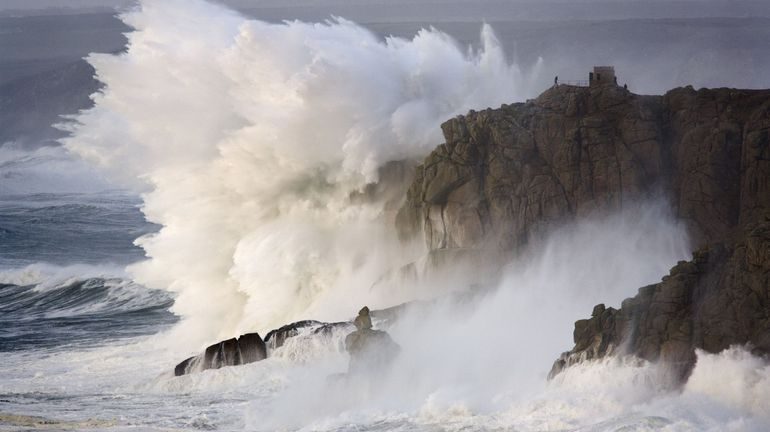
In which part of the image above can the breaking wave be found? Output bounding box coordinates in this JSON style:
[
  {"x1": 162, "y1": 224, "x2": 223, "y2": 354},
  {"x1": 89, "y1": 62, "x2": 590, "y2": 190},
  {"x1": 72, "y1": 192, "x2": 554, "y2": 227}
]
[
  {"x1": 63, "y1": 0, "x2": 543, "y2": 345},
  {"x1": 0, "y1": 264, "x2": 175, "y2": 351},
  {"x1": 34, "y1": 1, "x2": 769, "y2": 430}
]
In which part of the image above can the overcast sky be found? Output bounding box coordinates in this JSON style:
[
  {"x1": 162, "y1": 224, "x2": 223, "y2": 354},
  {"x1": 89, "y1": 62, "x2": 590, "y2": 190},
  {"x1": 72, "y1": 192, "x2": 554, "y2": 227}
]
[
  {"x1": 3, "y1": 0, "x2": 768, "y2": 22},
  {"x1": 2, "y1": 1, "x2": 769, "y2": 25},
  {"x1": 3, "y1": 0, "x2": 768, "y2": 10}
]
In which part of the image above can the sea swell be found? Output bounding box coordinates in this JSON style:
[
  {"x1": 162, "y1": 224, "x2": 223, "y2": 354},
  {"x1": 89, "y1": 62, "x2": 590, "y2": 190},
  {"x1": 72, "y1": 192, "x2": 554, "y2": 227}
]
[
  {"x1": 0, "y1": 270, "x2": 175, "y2": 351},
  {"x1": 0, "y1": 0, "x2": 768, "y2": 430},
  {"x1": 0, "y1": 192, "x2": 155, "y2": 268}
]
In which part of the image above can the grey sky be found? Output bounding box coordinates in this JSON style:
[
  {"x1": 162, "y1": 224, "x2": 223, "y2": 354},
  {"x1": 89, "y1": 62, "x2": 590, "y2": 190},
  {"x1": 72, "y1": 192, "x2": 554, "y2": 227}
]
[
  {"x1": 0, "y1": 0, "x2": 133, "y2": 10},
  {"x1": 3, "y1": 0, "x2": 770, "y2": 19}
]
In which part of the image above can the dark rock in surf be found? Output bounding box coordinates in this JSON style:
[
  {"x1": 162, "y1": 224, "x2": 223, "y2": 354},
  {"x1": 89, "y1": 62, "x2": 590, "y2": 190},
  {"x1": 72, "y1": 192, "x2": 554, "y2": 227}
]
[
  {"x1": 344, "y1": 328, "x2": 400, "y2": 374},
  {"x1": 175, "y1": 319, "x2": 357, "y2": 376},
  {"x1": 344, "y1": 306, "x2": 400, "y2": 374},
  {"x1": 237, "y1": 333, "x2": 267, "y2": 363},
  {"x1": 174, "y1": 356, "x2": 196, "y2": 377},
  {"x1": 353, "y1": 306, "x2": 373, "y2": 330},
  {"x1": 204, "y1": 337, "x2": 240, "y2": 369},
  {"x1": 174, "y1": 332, "x2": 267, "y2": 376},
  {"x1": 313, "y1": 321, "x2": 354, "y2": 336},
  {"x1": 263, "y1": 320, "x2": 354, "y2": 351},
  {"x1": 264, "y1": 320, "x2": 323, "y2": 350}
]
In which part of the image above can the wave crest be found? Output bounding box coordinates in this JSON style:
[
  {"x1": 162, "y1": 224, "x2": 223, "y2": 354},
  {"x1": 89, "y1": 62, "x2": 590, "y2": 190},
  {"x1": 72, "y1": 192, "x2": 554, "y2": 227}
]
[{"x1": 63, "y1": 0, "x2": 543, "y2": 344}]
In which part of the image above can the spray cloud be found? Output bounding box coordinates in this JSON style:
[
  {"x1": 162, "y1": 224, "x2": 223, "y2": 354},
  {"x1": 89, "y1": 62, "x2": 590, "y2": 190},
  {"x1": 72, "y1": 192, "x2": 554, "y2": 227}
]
[{"x1": 63, "y1": 0, "x2": 544, "y2": 345}]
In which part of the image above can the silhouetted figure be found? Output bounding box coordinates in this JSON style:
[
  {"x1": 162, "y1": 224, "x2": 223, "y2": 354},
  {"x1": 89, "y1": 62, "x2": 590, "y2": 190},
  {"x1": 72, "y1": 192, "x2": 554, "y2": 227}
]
[
  {"x1": 554, "y1": 75, "x2": 558, "y2": 86},
  {"x1": 624, "y1": 83, "x2": 628, "y2": 90}
]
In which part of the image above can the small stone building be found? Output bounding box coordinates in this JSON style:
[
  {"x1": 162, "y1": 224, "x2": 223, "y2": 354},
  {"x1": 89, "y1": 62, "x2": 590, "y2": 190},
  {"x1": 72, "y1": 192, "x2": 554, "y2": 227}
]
[{"x1": 589, "y1": 66, "x2": 616, "y2": 87}]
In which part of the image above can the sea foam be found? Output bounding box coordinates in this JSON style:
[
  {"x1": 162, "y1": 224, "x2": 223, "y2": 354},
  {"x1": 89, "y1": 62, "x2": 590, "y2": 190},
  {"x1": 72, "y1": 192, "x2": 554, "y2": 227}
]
[{"x1": 63, "y1": 0, "x2": 543, "y2": 345}]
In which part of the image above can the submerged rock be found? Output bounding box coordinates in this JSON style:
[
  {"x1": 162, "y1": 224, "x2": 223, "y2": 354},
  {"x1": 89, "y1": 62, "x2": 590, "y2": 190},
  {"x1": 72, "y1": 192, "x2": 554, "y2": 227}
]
[{"x1": 174, "y1": 332, "x2": 267, "y2": 376}]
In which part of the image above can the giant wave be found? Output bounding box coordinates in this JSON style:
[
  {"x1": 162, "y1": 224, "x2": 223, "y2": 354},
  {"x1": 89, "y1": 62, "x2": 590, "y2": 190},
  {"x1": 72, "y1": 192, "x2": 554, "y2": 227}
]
[{"x1": 0, "y1": 0, "x2": 764, "y2": 430}]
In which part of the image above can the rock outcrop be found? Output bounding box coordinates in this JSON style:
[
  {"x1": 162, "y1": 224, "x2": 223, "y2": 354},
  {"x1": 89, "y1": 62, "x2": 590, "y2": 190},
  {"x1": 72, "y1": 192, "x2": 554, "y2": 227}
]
[
  {"x1": 344, "y1": 328, "x2": 401, "y2": 374},
  {"x1": 172, "y1": 85, "x2": 768, "y2": 382},
  {"x1": 397, "y1": 84, "x2": 770, "y2": 254},
  {"x1": 174, "y1": 320, "x2": 334, "y2": 376},
  {"x1": 264, "y1": 320, "x2": 323, "y2": 350},
  {"x1": 174, "y1": 332, "x2": 267, "y2": 376},
  {"x1": 396, "y1": 83, "x2": 770, "y2": 382},
  {"x1": 353, "y1": 306, "x2": 373, "y2": 330},
  {"x1": 173, "y1": 318, "x2": 364, "y2": 376},
  {"x1": 550, "y1": 218, "x2": 770, "y2": 382},
  {"x1": 344, "y1": 306, "x2": 400, "y2": 374}
]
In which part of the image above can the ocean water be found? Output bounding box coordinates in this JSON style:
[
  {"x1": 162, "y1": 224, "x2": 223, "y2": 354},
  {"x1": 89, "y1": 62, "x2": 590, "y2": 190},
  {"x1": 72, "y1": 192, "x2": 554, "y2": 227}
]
[
  {"x1": 2, "y1": 0, "x2": 770, "y2": 430},
  {"x1": 1, "y1": 192, "x2": 768, "y2": 431}
]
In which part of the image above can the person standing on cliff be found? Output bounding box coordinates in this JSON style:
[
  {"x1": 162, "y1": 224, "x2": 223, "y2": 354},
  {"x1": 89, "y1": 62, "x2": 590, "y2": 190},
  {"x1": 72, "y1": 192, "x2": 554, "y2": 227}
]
[{"x1": 554, "y1": 75, "x2": 558, "y2": 86}]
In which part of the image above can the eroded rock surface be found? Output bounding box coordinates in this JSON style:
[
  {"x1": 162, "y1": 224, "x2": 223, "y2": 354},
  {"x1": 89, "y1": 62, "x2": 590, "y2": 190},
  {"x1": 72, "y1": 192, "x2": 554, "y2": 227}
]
[
  {"x1": 174, "y1": 332, "x2": 267, "y2": 376},
  {"x1": 264, "y1": 320, "x2": 323, "y2": 350},
  {"x1": 174, "y1": 319, "x2": 359, "y2": 375},
  {"x1": 344, "y1": 328, "x2": 401, "y2": 374},
  {"x1": 550, "y1": 218, "x2": 770, "y2": 382},
  {"x1": 395, "y1": 84, "x2": 770, "y2": 382},
  {"x1": 344, "y1": 306, "x2": 400, "y2": 374},
  {"x1": 397, "y1": 85, "x2": 770, "y2": 253}
]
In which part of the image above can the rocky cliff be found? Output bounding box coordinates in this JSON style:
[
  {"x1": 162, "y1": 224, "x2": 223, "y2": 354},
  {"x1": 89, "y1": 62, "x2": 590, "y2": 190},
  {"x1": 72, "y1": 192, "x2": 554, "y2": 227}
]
[
  {"x1": 549, "y1": 222, "x2": 769, "y2": 382},
  {"x1": 397, "y1": 84, "x2": 769, "y2": 252},
  {"x1": 396, "y1": 83, "x2": 770, "y2": 382}
]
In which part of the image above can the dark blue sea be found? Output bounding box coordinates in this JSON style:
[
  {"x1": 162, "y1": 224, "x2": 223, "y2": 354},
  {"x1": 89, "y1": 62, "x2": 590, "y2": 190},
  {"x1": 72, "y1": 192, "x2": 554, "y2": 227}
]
[{"x1": 0, "y1": 192, "x2": 176, "y2": 352}]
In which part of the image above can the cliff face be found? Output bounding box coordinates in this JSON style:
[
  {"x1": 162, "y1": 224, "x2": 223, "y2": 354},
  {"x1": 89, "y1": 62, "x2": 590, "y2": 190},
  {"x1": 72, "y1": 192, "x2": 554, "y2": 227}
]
[
  {"x1": 549, "y1": 223, "x2": 770, "y2": 382},
  {"x1": 397, "y1": 84, "x2": 770, "y2": 252},
  {"x1": 396, "y1": 84, "x2": 770, "y2": 381}
]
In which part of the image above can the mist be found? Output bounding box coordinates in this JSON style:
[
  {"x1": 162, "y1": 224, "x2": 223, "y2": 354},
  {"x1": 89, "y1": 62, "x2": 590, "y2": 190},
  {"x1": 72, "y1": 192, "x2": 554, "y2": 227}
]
[
  {"x1": 2, "y1": 0, "x2": 768, "y2": 430},
  {"x1": 56, "y1": 0, "x2": 770, "y2": 348},
  {"x1": 3, "y1": 0, "x2": 770, "y2": 196},
  {"x1": 157, "y1": 202, "x2": 697, "y2": 430},
  {"x1": 61, "y1": 0, "x2": 545, "y2": 347}
]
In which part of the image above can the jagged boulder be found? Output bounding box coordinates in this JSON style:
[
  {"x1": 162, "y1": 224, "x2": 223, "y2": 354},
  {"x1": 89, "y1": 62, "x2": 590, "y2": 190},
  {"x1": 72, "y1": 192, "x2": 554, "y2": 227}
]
[
  {"x1": 174, "y1": 332, "x2": 267, "y2": 376},
  {"x1": 174, "y1": 320, "x2": 355, "y2": 375},
  {"x1": 344, "y1": 306, "x2": 400, "y2": 374},
  {"x1": 312, "y1": 321, "x2": 354, "y2": 337},
  {"x1": 353, "y1": 306, "x2": 373, "y2": 330},
  {"x1": 264, "y1": 320, "x2": 323, "y2": 350},
  {"x1": 344, "y1": 328, "x2": 400, "y2": 374}
]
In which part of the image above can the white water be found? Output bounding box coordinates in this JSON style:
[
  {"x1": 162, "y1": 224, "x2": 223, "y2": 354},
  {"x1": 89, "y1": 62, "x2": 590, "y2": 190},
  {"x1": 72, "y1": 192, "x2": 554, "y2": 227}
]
[
  {"x1": 63, "y1": 0, "x2": 543, "y2": 346},
  {"x1": 3, "y1": 209, "x2": 768, "y2": 430},
  {"x1": 28, "y1": 0, "x2": 769, "y2": 430},
  {"x1": 0, "y1": 262, "x2": 127, "y2": 286}
]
